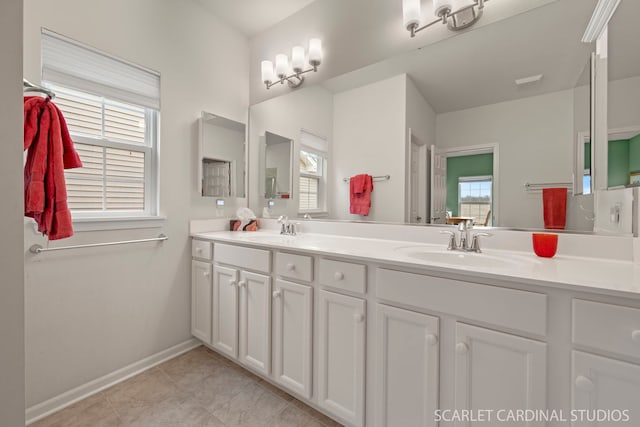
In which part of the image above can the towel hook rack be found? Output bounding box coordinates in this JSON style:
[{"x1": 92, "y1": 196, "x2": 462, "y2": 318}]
[{"x1": 342, "y1": 174, "x2": 391, "y2": 183}]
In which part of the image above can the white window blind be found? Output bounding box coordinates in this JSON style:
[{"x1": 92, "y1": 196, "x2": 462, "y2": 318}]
[
  {"x1": 42, "y1": 30, "x2": 160, "y2": 109},
  {"x1": 42, "y1": 30, "x2": 159, "y2": 217}
]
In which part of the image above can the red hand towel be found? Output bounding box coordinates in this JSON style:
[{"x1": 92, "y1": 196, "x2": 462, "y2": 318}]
[
  {"x1": 542, "y1": 188, "x2": 567, "y2": 230},
  {"x1": 350, "y1": 174, "x2": 374, "y2": 216}
]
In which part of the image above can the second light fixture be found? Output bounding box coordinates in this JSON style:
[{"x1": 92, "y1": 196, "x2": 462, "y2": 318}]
[{"x1": 261, "y1": 39, "x2": 322, "y2": 90}]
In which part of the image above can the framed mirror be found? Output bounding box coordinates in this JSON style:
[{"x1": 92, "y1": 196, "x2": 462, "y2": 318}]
[
  {"x1": 264, "y1": 131, "x2": 293, "y2": 200},
  {"x1": 198, "y1": 112, "x2": 246, "y2": 198},
  {"x1": 249, "y1": 0, "x2": 601, "y2": 232}
]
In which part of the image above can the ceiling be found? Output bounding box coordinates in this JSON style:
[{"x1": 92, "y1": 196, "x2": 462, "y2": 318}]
[
  {"x1": 323, "y1": 0, "x2": 603, "y2": 113},
  {"x1": 194, "y1": 0, "x2": 318, "y2": 37}
]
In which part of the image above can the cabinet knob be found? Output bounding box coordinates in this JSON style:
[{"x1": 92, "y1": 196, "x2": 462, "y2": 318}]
[
  {"x1": 334, "y1": 272, "x2": 344, "y2": 281},
  {"x1": 273, "y1": 290, "x2": 282, "y2": 298},
  {"x1": 575, "y1": 375, "x2": 595, "y2": 392},
  {"x1": 354, "y1": 313, "x2": 365, "y2": 323},
  {"x1": 425, "y1": 334, "x2": 438, "y2": 346},
  {"x1": 203, "y1": 271, "x2": 210, "y2": 277},
  {"x1": 238, "y1": 280, "x2": 246, "y2": 288},
  {"x1": 632, "y1": 330, "x2": 640, "y2": 343},
  {"x1": 196, "y1": 247, "x2": 202, "y2": 253},
  {"x1": 228, "y1": 280, "x2": 236, "y2": 287},
  {"x1": 456, "y1": 342, "x2": 468, "y2": 354},
  {"x1": 286, "y1": 263, "x2": 296, "y2": 272}
]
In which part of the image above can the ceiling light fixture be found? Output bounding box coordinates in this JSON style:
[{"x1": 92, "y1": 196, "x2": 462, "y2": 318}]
[
  {"x1": 261, "y1": 39, "x2": 322, "y2": 90},
  {"x1": 403, "y1": 0, "x2": 488, "y2": 38}
]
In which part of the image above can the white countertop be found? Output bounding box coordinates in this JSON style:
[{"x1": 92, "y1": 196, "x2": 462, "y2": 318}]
[{"x1": 191, "y1": 230, "x2": 640, "y2": 299}]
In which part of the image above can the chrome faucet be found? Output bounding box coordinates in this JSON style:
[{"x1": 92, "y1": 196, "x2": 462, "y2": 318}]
[
  {"x1": 441, "y1": 219, "x2": 491, "y2": 253},
  {"x1": 277, "y1": 215, "x2": 297, "y2": 236}
]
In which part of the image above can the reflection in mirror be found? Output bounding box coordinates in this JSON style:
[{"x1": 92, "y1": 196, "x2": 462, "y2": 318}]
[
  {"x1": 264, "y1": 132, "x2": 293, "y2": 199},
  {"x1": 607, "y1": 0, "x2": 640, "y2": 190},
  {"x1": 198, "y1": 112, "x2": 246, "y2": 198},
  {"x1": 249, "y1": 1, "x2": 601, "y2": 232}
]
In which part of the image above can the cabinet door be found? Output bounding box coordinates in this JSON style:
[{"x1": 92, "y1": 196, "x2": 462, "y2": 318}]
[
  {"x1": 191, "y1": 260, "x2": 212, "y2": 344},
  {"x1": 454, "y1": 323, "x2": 547, "y2": 427},
  {"x1": 318, "y1": 290, "x2": 366, "y2": 427},
  {"x1": 238, "y1": 271, "x2": 271, "y2": 375},
  {"x1": 272, "y1": 279, "x2": 313, "y2": 399},
  {"x1": 376, "y1": 304, "x2": 439, "y2": 427},
  {"x1": 212, "y1": 265, "x2": 239, "y2": 358},
  {"x1": 572, "y1": 351, "x2": 640, "y2": 427}
]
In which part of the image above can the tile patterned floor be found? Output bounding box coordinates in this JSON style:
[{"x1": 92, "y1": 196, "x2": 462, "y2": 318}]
[{"x1": 32, "y1": 346, "x2": 343, "y2": 427}]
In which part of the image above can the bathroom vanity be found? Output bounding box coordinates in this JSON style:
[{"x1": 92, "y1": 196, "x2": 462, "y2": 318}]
[{"x1": 190, "y1": 227, "x2": 640, "y2": 427}]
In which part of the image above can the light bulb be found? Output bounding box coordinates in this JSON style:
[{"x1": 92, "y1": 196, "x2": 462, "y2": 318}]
[
  {"x1": 275, "y1": 54, "x2": 289, "y2": 78},
  {"x1": 433, "y1": 0, "x2": 453, "y2": 17},
  {"x1": 261, "y1": 60, "x2": 274, "y2": 84},
  {"x1": 291, "y1": 46, "x2": 305, "y2": 73},
  {"x1": 308, "y1": 39, "x2": 322, "y2": 66},
  {"x1": 403, "y1": 0, "x2": 421, "y2": 29}
]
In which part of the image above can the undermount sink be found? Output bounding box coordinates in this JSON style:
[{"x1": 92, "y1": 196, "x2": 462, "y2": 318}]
[{"x1": 394, "y1": 245, "x2": 525, "y2": 269}]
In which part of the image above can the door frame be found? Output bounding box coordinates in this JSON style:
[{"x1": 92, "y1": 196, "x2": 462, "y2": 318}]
[{"x1": 440, "y1": 143, "x2": 499, "y2": 226}]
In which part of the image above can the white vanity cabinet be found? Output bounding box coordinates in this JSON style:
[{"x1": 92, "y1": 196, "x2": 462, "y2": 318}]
[
  {"x1": 571, "y1": 299, "x2": 640, "y2": 425},
  {"x1": 317, "y1": 289, "x2": 366, "y2": 427},
  {"x1": 376, "y1": 304, "x2": 439, "y2": 427},
  {"x1": 212, "y1": 244, "x2": 272, "y2": 376},
  {"x1": 376, "y1": 268, "x2": 549, "y2": 426},
  {"x1": 454, "y1": 323, "x2": 547, "y2": 426},
  {"x1": 191, "y1": 260, "x2": 212, "y2": 344},
  {"x1": 272, "y1": 279, "x2": 313, "y2": 398},
  {"x1": 191, "y1": 240, "x2": 213, "y2": 344}
]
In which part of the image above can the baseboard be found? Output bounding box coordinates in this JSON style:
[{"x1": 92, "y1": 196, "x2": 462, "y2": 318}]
[{"x1": 25, "y1": 338, "x2": 200, "y2": 425}]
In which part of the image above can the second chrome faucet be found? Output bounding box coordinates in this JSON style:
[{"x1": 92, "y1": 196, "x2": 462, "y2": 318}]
[{"x1": 441, "y1": 220, "x2": 490, "y2": 253}]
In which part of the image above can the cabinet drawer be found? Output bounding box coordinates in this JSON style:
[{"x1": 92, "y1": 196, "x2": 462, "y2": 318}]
[
  {"x1": 319, "y1": 258, "x2": 366, "y2": 294},
  {"x1": 376, "y1": 268, "x2": 547, "y2": 337},
  {"x1": 572, "y1": 299, "x2": 640, "y2": 359},
  {"x1": 214, "y1": 243, "x2": 271, "y2": 273},
  {"x1": 276, "y1": 252, "x2": 313, "y2": 282},
  {"x1": 192, "y1": 239, "x2": 212, "y2": 260}
]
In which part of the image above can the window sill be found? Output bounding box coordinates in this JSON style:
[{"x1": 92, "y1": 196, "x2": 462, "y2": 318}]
[{"x1": 25, "y1": 215, "x2": 166, "y2": 233}]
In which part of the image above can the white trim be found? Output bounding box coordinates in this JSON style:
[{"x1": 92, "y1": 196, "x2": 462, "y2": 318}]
[
  {"x1": 581, "y1": 0, "x2": 620, "y2": 43},
  {"x1": 25, "y1": 215, "x2": 166, "y2": 233},
  {"x1": 25, "y1": 338, "x2": 200, "y2": 425}
]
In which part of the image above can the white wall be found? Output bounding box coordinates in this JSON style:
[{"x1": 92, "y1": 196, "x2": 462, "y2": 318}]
[
  {"x1": 436, "y1": 89, "x2": 591, "y2": 230},
  {"x1": 23, "y1": 0, "x2": 248, "y2": 410},
  {"x1": 249, "y1": 85, "x2": 333, "y2": 218},
  {"x1": 332, "y1": 74, "x2": 407, "y2": 222},
  {"x1": 0, "y1": 0, "x2": 25, "y2": 425}
]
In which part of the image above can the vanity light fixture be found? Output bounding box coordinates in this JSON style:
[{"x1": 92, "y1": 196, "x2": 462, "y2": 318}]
[
  {"x1": 403, "y1": 0, "x2": 488, "y2": 38},
  {"x1": 261, "y1": 39, "x2": 322, "y2": 90}
]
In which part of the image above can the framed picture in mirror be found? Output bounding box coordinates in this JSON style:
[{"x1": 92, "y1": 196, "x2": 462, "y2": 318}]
[{"x1": 629, "y1": 172, "x2": 640, "y2": 186}]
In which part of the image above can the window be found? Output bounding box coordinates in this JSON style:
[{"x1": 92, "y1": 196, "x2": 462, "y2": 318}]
[
  {"x1": 41, "y1": 30, "x2": 160, "y2": 218},
  {"x1": 458, "y1": 176, "x2": 492, "y2": 225},
  {"x1": 299, "y1": 131, "x2": 328, "y2": 212}
]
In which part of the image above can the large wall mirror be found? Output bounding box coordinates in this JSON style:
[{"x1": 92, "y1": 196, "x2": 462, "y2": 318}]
[
  {"x1": 198, "y1": 112, "x2": 246, "y2": 198},
  {"x1": 247, "y1": 0, "x2": 627, "y2": 233}
]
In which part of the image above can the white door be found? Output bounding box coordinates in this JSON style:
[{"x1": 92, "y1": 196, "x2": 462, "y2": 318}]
[
  {"x1": 454, "y1": 323, "x2": 547, "y2": 427},
  {"x1": 212, "y1": 265, "x2": 239, "y2": 358},
  {"x1": 376, "y1": 304, "x2": 439, "y2": 427},
  {"x1": 318, "y1": 290, "x2": 366, "y2": 427},
  {"x1": 238, "y1": 271, "x2": 271, "y2": 376},
  {"x1": 572, "y1": 351, "x2": 640, "y2": 427},
  {"x1": 272, "y1": 279, "x2": 313, "y2": 399},
  {"x1": 191, "y1": 260, "x2": 212, "y2": 344},
  {"x1": 430, "y1": 145, "x2": 447, "y2": 224}
]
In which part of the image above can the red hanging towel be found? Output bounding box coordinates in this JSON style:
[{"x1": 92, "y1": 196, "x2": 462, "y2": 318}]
[
  {"x1": 350, "y1": 174, "x2": 374, "y2": 216},
  {"x1": 542, "y1": 187, "x2": 567, "y2": 230},
  {"x1": 24, "y1": 96, "x2": 82, "y2": 240}
]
